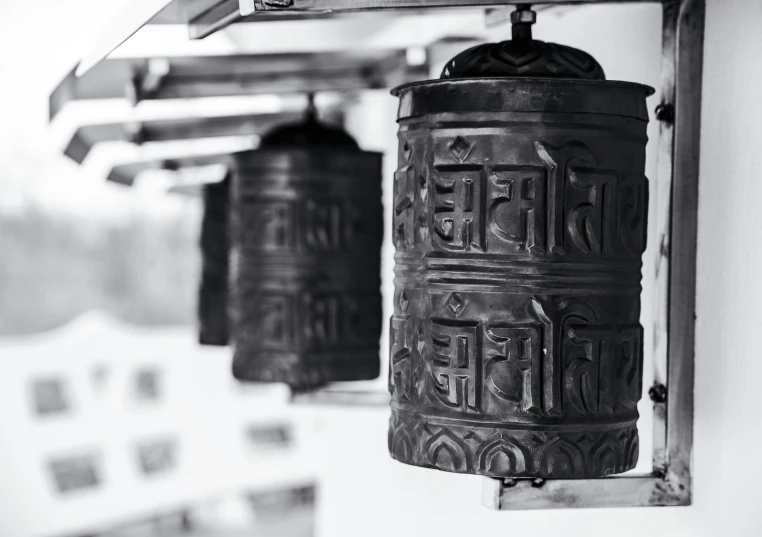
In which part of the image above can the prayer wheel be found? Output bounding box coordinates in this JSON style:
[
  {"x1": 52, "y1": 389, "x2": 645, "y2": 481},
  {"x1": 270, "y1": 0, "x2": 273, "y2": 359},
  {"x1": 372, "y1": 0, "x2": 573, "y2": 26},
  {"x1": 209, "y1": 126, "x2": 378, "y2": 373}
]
[
  {"x1": 388, "y1": 6, "x2": 653, "y2": 478},
  {"x1": 198, "y1": 177, "x2": 230, "y2": 346},
  {"x1": 230, "y1": 107, "x2": 383, "y2": 390}
]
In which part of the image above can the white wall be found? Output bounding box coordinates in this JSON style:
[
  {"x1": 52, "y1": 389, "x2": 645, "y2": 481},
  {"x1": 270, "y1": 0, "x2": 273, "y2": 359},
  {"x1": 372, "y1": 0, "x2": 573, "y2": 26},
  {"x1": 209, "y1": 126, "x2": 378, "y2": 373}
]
[
  {"x1": 0, "y1": 315, "x2": 315, "y2": 537},
  {"x1": 315, "y1": 2, "x2": 762, "y2": 536}
]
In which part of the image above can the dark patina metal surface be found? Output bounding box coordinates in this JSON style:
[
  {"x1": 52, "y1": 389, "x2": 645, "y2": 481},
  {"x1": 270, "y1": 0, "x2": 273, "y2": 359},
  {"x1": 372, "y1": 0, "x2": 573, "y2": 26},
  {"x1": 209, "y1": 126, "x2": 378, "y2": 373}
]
[
  {"x1": 441, "y1": 7, "x2": 605, "y2": 81},
  {"x1": 389, "y1": 61, "x2": 653, "y2": 476},
  {"x1": 230, "y1": 117, "x2": 383, "y2": 390},
  {"x1": 198, "y1": 177, "x2": 230, "y2": 346}
]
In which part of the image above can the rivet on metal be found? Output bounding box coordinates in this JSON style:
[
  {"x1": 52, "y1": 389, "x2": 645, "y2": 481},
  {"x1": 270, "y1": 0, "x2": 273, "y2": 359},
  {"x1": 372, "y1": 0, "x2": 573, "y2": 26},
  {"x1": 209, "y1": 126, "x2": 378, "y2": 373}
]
[
  {"x1": 649, "y1": 383, "x2": 668, "y2": 403},
  {"x1": 655, "y1": 103, "x2": 674, "y2": 122},
  {"x1": 510, "y1": 4, "x2": 537, "y2": 25}
]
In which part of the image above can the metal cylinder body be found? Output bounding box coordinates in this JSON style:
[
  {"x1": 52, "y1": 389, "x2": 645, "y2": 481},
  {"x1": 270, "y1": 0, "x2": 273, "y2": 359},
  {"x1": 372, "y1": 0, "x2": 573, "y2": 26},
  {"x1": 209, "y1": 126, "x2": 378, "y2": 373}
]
[
  {"x1": 230, "y1": 147, "x2": 383, "y2": 390},
  {"x1": 198, "y1": 178, "x2": 230, "y2": 346},
  {"x1": 389, "y1": 78, "x2": 651, "y2": 478}
]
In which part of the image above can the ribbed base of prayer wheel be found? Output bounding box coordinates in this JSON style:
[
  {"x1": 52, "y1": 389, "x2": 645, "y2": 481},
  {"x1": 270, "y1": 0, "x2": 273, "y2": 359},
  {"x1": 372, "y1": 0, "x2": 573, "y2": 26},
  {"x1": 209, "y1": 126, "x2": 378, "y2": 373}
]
[{"x1": 389, "y1": 413, "x2": 638, "y2": 478}]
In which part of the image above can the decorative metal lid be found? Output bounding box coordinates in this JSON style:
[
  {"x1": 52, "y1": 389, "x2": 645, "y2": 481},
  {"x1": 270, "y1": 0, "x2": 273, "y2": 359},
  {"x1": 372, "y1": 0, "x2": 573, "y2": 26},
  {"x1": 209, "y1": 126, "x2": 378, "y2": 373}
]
[
  {"x1": 259, "y1": 95, "x2": 359, "y2": 150},
  {"x1": 441, "y1": 5, "x2": 605, "y2": 81}
]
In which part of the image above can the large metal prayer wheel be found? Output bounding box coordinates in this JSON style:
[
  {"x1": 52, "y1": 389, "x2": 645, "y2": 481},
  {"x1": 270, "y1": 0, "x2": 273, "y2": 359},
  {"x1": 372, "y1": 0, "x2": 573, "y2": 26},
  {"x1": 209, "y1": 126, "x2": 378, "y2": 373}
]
[
  {"x1": 230, "y1": 110, "x2": 383, "y2": 390},
  {"x1": 388, "y1": 7, "x2": 653, "y2": 478}
]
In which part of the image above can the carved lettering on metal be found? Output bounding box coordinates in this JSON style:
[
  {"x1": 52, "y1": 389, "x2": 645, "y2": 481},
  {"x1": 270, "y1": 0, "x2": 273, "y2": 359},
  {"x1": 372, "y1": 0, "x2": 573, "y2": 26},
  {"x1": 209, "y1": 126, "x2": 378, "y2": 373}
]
[
  {"x1": 433, "y1": 168, "x2": 485, "y2": 251},
  {"x1": 430, "y1": 320, "x2": 481, "y2": 413},
  {"x1": 485, "y1": 325, "x2": 542, "y2": 414},
  {"x1": 389, "y1": 78, "x2": 651, "y2": 478},
  {"x1": 488, "y1": 167, "x2": 546, "y2": 254},
  {"x1": 390, "y1": 314, "x2": 413, "y2": 403}
]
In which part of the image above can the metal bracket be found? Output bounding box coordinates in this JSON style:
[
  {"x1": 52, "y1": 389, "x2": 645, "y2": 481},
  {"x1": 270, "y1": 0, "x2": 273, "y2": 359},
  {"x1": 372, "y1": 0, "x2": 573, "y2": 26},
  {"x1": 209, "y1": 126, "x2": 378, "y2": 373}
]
[
  {"x1": 484, "y1": 0, "x2": 703, "y2": 509},
  {"x1": 126, "y1": 58, "x2": 171, "y2": 105},
  {"x1": 188, "y1": 0, "x2": 257, "y2": 39},
  {"x1": 50, "y1": 49, "x2": 427, "y2": 121},
  {"x1": 63, "y1": 112, "x2": 307, "y2": 163},
  {"x1": 107, "y1": 153, "x2": 234, "y2": 186},
  {"x1": 290, "y1": 387, "x2": 390, "y2": 407}
]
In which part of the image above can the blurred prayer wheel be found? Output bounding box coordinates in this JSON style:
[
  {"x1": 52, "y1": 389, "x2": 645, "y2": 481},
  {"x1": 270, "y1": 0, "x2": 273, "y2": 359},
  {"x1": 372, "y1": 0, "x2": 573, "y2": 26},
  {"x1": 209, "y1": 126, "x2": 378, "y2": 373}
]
[
  {"x1": 198, "y1": 177, "x2": 230, "y2": 346},
  {"x1": 388, "y1": 6, "x2": 653, "y2": 478},
  {"x1": 230, "y1": 104, "x2": 383, "y2": 390}
]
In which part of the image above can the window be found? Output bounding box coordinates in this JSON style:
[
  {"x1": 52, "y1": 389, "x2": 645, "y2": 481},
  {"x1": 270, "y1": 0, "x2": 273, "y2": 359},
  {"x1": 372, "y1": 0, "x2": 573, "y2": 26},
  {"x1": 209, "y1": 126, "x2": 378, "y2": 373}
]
[
  {"x1": 31, "y1": 377, "x2": 70, "y2": 416},
  {"x1": 136, "y1": 439, "x2": 176, "y2": 476},
  {"x1": 245, "y1": 424, "x2": 292, "y2": 449},
  {"x1": 48, "y1": 454, "x2": 101, "y2": 494},
  {"x1": 134, "y1": 368, "x2": 162, "y2": 401},
  {"x1": 248, "y1": 485, "x2": 316, "y2": 516}
]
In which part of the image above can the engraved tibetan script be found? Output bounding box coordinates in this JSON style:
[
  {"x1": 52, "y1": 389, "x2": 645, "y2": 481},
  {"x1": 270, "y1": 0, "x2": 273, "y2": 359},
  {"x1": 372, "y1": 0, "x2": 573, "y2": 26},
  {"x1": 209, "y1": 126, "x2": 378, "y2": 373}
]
[
  {"x1": 485, "y1": 326, "x2": 542, "y2": 413},
  {"x1": 240, "y1": 198, "x2": 364, "y2": 252},
  {"x1": 427, "y1": 140, "x2": 642, "y2": 257},
  {"x1": 394, "y1": 163, "x2": 415, "y2": 250},
  {"x1": 390, "y1": 315, "x2": 413, "y2": 402},
  {"x1": 433, "y1": 168, "x2": 484, "y2": 251},
  {"x1": 431, "y1": 321, "x2": 480, "y2": 412},
  {"x1": 564, "y1": 324, "x2": 643, "y2": 415},
  {"x1": 488, "y1": 167, "x2": 546, "y2": 253},
  {"x1": 254, "y1": 292, "x2": 379, "y2": 349},
  {"x1": 423, "y1": 298, "x2": 647, "y2": 418}
]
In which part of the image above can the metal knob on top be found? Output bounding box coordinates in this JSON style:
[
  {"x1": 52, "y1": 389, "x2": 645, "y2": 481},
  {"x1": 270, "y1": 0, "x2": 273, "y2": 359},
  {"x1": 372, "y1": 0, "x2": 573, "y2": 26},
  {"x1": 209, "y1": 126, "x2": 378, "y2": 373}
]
[{"x1": 441, "y1": 5, "x2": 605, "y2": 81}]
